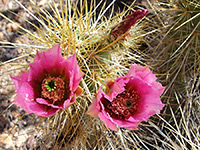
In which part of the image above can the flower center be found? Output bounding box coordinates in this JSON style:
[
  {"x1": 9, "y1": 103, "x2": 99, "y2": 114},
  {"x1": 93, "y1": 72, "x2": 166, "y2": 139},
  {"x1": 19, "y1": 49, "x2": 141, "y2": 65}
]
[
  {"x1": 46, "y1": 79, "x2": 56, "y2": 91},
  {"x1": 41, "y1": 76, "x2": 65, "y2": 102},
  {"x1": 106, "y1": 90, "x2": 140, "y2": 119}
]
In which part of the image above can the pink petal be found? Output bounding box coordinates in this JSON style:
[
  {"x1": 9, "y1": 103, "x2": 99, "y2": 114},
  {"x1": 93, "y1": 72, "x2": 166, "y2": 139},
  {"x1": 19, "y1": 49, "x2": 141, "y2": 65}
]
[
  {"x1": 133, "y1": 94, "x2": 165, "y2": 121},
  {"x1": 125, "y1": 77, "x2": 159, "y2": 96},
  {"x1": 13, "y1": 83, "x2": 46, "y2": 114},
  {"x1": 127, "y1": 64, "x2": 151, "y2": 76},
  {"x1": 87, "y1": 90, "x2": 118, "y2": 131},
  {"x1": 98, "y1": 112, "x2": 118, "y2": 131},
  {"x1": 64, "y1": 54, "x2": 84, "y2": 92},
  {"x1": 13, "y1": 82, "x2": 59, "y2": 117},
  {"x1": 36, "y1": 98, "x2": 49, "y2": 105},
  {"x1": 29, "y1": 44, "x2": 65, "y2": 80},
  {"x1": 35, "y1": 44, "x2": 64, "y2": 70},
  {"x1": 11, "y1": 72, "x2": 29, "y2": 91},
  {"x1": 127, "y1": 116, "x2": 139, "y2": 122},
  {"x1": 59, "y1": 54, "x2": 84, "y2": 94},
  {"x1": 33, "y1": 107, "x2": 59, "y2": 117},
  {"x1": 152, "y1": 82, "x2": 166, "y2": 96},
  {"x1": 86, "y1": 90, "x2": 103, "y2": 117},
  {"x1": 127, "y1": 64, "x2": 165, "y2": 94},
  {"x1": 135, "y1": 71, "x2": 157, "y2": 84},
  {"x1": 13, "y1": 82, "x2": 35, "y2": 111},
  {"x1": 28, "y1": 61, "x2": 44, "y2": 81},
  {"x1": 112, "y1": 118, "x2": 139, "y2": 130},
  {"x1": 87, "y1": 102, "x2": 100, "y2": 118},
  {"x1": 63, "y1": 97, "x2": 72, "y2": 109},
  {"x1": 36, "y1": 98, "x2": 61, "y2": 109},
  {"x1": 105, "y1": 77, "x2": 127, "y2": 100}
]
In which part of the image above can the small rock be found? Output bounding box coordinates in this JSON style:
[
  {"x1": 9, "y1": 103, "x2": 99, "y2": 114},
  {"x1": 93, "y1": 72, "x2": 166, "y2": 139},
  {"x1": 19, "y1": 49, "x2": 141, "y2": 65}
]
[
  {"x1": 6, "y1": 23, "x2": 12, "y2": 33},
  {"x1": 15, "y1": 132, "x2": 27, "y2": 148},
  {"x1": 26, "y1": 136, "x2": 37, "y2": 149},
  {"x1": 0, "y1": 133, "x2": 15, "y2": 150},
  {"x1": 0, "y1": 32, "x2": 4, "y2": 40},
  {"x1": 38, "y1": 0, "x2": 47, "y2": 6},
  {"x1": 6, "y1": 23, "x2": 19, "y2": 33},
  {"x1": 12, "y1": 23, "x2": 20, "y2": 31},
  {"x1": 2, "y1": 0, "x2": 6, "y2": 4},
  {"x1": 0, "y1": 116, "x2": 9, "y2": 133},
  {"x1": 27, "y1": 6, "x2": 32, "y2": 11}
]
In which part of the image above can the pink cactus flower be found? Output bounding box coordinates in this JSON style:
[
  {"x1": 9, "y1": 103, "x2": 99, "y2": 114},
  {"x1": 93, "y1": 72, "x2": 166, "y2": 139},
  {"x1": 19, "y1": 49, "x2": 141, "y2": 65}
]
[
  {"x1": 111, "y1": 9, "x2": 148, "y2": 40},
  {"x1": 87, "y1": 64, "x2": 165, "y2": 131},
  {"x1": 11, "y1": 44, "x2": 84, "y2": 117}
]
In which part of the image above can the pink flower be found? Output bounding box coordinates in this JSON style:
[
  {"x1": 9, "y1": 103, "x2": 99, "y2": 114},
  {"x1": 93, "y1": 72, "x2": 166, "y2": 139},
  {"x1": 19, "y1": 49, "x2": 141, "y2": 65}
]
[
  {"x1": 87, "y1": 64, "x2": 165, "y2": 131},
  {"x1": 11, "y1": 44, "x2": 84, "y2": 117},
  {"x1": 111, "y1": 9, "x2": 148, "y2": 40}
]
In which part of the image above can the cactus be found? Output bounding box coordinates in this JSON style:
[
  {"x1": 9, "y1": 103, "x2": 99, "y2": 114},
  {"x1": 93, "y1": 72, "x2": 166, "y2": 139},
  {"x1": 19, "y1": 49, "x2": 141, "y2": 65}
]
[{"x1": 0, "y1": 0, "x2": 199, "y2": 149}]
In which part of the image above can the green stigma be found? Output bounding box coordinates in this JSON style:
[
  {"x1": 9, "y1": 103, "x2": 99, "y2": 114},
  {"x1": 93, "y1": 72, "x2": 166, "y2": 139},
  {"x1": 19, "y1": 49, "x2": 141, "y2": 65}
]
[
  {"x1": 45, "y1": 80, "x2": 57, "y2": 92},
  {"x1": 126, "y1": 99, "x2": 133, "y2": 107}
]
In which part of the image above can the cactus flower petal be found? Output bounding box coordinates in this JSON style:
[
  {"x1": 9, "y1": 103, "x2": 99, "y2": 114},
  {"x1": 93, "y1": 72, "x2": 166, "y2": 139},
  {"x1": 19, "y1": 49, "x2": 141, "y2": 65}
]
[
  {"x1": 111, "y1": 9, "x2": 148, "y2": 40},
  {"x1": 11, "y1": 44, "x2": 84, "y2": 117},
  {"x1": 87, "y1": 64, "x2": 165, "y2": 131}
]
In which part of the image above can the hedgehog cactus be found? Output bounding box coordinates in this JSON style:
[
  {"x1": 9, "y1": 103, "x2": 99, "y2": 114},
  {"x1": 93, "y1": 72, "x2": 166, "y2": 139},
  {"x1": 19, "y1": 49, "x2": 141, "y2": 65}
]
[
  {"x1": 154, "y1": 0, "x2": 200, "y2": 86},
  {"x1": 0, "y1": 0, "x2": 169, "y2": 149}
]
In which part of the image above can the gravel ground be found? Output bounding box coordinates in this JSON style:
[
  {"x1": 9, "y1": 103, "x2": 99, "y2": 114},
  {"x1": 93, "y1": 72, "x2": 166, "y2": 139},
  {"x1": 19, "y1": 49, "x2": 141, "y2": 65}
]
[{"x1": 0, "y1": 1, "x2": 55, "y2": 149}]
